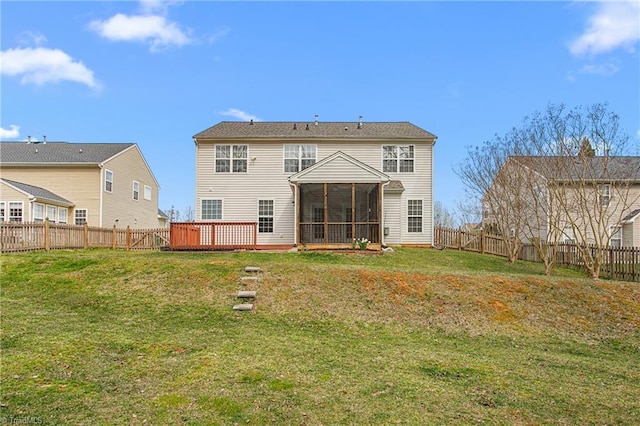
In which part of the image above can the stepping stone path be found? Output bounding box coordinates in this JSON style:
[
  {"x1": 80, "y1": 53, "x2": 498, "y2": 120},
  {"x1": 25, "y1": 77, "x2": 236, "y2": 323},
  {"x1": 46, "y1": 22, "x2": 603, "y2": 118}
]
[{"x1": 233, "y1": 266, "x2": 261, "y2": 311}]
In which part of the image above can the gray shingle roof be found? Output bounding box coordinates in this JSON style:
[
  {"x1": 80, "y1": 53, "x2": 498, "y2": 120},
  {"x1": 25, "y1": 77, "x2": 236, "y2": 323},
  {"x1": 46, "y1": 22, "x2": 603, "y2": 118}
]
[
  {"x1": 622, "y1": 209, "x2": 640, "y2": 223},
  {"x1": 194, "y1": 121, "x2": 437, "y2": 140},
  {"x1": 0, "y1": 142, "x2": 135, "y2": 164},
  {"x1": 0, "y1": 178, "x2": 74, "y2": 206},
  {"x1": 511, "y1": 156, "x2": 640, "y2": 182}
]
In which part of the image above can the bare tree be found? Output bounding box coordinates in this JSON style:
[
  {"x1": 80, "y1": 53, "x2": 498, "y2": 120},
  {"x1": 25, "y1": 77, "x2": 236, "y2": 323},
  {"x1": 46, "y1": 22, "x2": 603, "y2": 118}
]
[
  {"x1": 433, "y1": 200, "x2": 458, "y2": 229},
  {"x1": 456, "y1": 103, "x2": 639, "y2": 276}
]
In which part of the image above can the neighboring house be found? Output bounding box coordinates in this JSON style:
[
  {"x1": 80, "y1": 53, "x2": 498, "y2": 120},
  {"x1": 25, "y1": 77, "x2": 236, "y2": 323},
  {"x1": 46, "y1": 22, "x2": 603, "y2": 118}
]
[
  {"x1": 483, "y1": 156, "x2": 640, "y2": 247},
  {"x1": 0, "y1": 141, "x2": 161, "y2": 228},
  {"x1": 192, "y1": 119, "x2": 437, "y2": 249}
]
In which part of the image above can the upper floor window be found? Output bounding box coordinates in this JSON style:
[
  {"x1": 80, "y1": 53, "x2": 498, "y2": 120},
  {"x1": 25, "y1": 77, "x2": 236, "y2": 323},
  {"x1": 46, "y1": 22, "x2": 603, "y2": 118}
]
[
  {"x1": 598, "y1": 184, "x2": 610, "y2": 207},
  {"x1": 133, "y1": 181, "x2": 139, "y2": 201},
  {"x1": 105, "y1": 170, "x2": 113, "y2": 193},
  {"x1": 216, "y1": 145, "x2": 248, "y2": 173},
  {"x1": 201, "y1": 199, "x2": 222, "y2": 220},
  {"x1": 258, "y1": 199, "x2": 274, "y2": 233},
  {"x1": 9, "y1": 202, "x2": 23, "y2": 223},
  {"x1": 407, "y1": 199, "x2": 423, "y2": 233},
  {"x1": 284, "y1": 145, "x2": 316, "y2": 173},
  {"x1": 144, "y1": 185, "x2": 152, "y2": 201},
  {"x1": 383, "y1": 145, "x2": 414, "y2": 173},
  {"x1": 75, "y1": 209, "x2": 87, "y2": 225}
]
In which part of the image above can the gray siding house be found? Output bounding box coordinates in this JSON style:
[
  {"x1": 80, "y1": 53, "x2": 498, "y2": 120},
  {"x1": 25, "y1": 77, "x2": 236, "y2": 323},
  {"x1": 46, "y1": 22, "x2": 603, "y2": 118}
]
[{"x1": 193, "y1": 119, "x2": 437, "y2": 249}]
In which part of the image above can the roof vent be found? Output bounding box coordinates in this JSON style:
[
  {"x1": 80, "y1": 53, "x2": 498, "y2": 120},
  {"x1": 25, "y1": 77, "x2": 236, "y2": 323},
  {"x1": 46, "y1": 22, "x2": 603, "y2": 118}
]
[
  {"x1": 42, "y1": 135, "x2": 47, "y2": 144},
  {"x1": 314, "y1": 114, "x2": 318, "y2": 125},
  {"x1": 250, "y1": 119, "x2": 254, "y2": 125},
  {"x1": 293, "y1": 123, "x2": 297, "y2": 130},
  {"x1": 358, "y1": 115, "x2": 363, "y2": 129},
  {"x1": 27, "y1": 135, "x2": 32, "y2": 144},
  {"x1": 305, "y1": 124, "x2": 310, "y2": 130}
]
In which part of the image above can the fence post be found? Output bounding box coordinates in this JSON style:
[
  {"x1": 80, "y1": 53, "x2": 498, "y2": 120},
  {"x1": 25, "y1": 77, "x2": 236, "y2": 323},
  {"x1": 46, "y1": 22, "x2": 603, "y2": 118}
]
[
  {"x1": 112, "y1": 225, "x2": 117, "y2": 249},
  {"x1": 126, "y1": 226, "x2": 131, "y2": 250},
  {"x1": 480, "y1": 230, "x2": 485, "y2": 254},
  {"x1": 44, "y1": 218, "x2": 50, "y2": 251},
  {"x1": 83, "y1": 223, "x2": 89, "y2": 249},
  {"x1": 457, "y1": 229, "x2": 462, "y2": 250}
]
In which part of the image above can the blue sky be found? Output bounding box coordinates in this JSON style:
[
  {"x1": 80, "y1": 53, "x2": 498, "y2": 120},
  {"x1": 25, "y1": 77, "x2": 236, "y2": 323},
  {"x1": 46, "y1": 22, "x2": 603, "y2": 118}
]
[{"x1": 2, "y1": 1, "x2": 639, "y2": 216}]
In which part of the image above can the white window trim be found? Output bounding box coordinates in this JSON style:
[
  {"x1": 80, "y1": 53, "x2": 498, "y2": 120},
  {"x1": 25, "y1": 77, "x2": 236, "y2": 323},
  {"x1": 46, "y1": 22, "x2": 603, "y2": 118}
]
[
  {"x1": 133, "y1": 181, "x2": 139, "y2": 201},
  {"x1": 105, "y1": 169, "x2": 113, "y2": 193},
  {"x1": 46, "y1": 205, "x2": 57, "y2": 222},
  {"x1": 257, "y1": 199, "x2": 275, "y2": 233},
  {"x1": 383, "y1": 145, "x2": 415, "y2": 173},
  {"x1": 215, "y1": 145, "x2": 248, "y2": 173},
  {"x1": 75, "y1": 208, "x2": 88, "y2": 225},
  {"x1": 144, "y1": 185, "x2": 152, "y2": 201},
  {"x1": 58, "y1": 208, "x2": 68, "y2": 224},
  {"x1": 8, "y1": 201, "x2": 24, "y2": 223},
  {"x1": 33, "y1": 203, "x2": 45, "y2": 223},
  {"x1": 283, "y1": 144, "x2": 317, "y2": 173},
  {"x1": 407, "y1": 198, "x2": 423, "y2": 233},
  {"x1": 201, "y1": 198, "x2": 223, "y2": 221}
]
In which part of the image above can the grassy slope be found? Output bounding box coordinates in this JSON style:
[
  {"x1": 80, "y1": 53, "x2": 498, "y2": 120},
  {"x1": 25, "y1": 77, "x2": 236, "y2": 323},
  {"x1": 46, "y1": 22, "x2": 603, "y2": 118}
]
[{"x1": 1, "y1": 249, "x2": 639, "y2": 425}]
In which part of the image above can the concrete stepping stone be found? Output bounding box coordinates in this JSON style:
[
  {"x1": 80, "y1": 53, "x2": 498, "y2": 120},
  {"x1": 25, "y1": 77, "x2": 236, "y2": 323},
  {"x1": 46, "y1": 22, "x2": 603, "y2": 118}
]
[
  {"x1": 241, "y1": 276, "x2": 258, "y2": 282},
  {"x1": 244, "y1": 266, "x2": 261, "y2": 273},
  {"x1": 237, "y1": 290, "x2": 257, "y2": 298},
  {"x1": 233, "y1": 303, "x2": 253, "y2": 311}
]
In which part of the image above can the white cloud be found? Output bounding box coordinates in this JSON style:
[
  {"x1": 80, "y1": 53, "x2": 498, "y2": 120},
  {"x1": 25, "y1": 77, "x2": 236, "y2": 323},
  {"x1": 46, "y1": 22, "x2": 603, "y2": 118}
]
[
  {"x1": 579, "y1": 61, "x2": 620, "y2": 76},
  {"x1": 89, "y1": 12, "x2": 191, "y2": 52},
  {"x1": 570, "y1": 1, "x2": 640, "y2": 56},
  {"x1": 0, "y1": 125, "x2": 20, "y2": 140},
  {"x1": 0, "y1": 47, "x2": 100, "y2": 89},
  {"x1": 220, "y1": 109, "x2": 262, "y2": 122},
  {"x1": 17, "y1": 31, "x2": 47, "y2": 46}
]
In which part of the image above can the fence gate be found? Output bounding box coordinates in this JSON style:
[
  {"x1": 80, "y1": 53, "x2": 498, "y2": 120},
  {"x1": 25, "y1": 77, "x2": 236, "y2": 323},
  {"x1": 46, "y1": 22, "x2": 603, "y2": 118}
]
[{"x1": 169, "y1": 222, "x2": 257, "y2": 250}]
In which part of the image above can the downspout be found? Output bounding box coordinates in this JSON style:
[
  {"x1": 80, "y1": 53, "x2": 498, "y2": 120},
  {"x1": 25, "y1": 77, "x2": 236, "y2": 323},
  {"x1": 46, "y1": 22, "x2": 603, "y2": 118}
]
[
  {"x1": 98, "y1": 163, "x2": 104, "y2": 227},
  {"x1": 381, "y1": 180, "x2": 391, "y2": 246},
  {"x1": 288, "y1": 180, "x2": 298, "y2": 246}
]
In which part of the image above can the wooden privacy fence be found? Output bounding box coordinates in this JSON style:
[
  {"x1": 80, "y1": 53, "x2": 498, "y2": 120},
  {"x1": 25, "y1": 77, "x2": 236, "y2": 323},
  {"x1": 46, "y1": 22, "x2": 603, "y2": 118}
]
[
  {"x1": 1, "y1": 220, "x2": 169, "y2": 253},
  {"x1": 435, "y1": 227, "x2": 640, "y2": 282},
  {"x1": 169, "y1": 222, "x2": 257, "y2": 250}
]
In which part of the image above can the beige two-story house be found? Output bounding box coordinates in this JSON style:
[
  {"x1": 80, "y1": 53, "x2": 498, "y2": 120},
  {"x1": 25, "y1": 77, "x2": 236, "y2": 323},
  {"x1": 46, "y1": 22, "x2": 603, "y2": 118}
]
[
  {"x1": 0, "y1": 141, "x2": 161, "y2": 228},
  {"x1": 192, "y1": 119, "x2": 437, "y2": 249},
  {"x1": 483, "y1": 156, "x2": 640, "y2": 247}
]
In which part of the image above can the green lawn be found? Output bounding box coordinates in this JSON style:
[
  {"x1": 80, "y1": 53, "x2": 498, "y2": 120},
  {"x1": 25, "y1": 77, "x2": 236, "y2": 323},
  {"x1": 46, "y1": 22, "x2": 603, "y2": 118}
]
[{"x1": 1, "y1": 248, "x2": 639, "y2": 425}]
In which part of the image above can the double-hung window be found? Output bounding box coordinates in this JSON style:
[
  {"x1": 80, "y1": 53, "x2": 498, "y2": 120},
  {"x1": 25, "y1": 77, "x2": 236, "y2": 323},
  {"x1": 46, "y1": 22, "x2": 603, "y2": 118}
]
[
  {"x1": 598, "y1": 184, "x2": 610, "y2": 207},
  {"x1": 144, "y1": 185, "x2": 152, "y2": 201},
  {"x1": 258, "y1": 200, "x2": 274, "y2": 233},
  {"x1": 0, "y1": 202, "x2": 5, "y2": 222},
  {"x1": 33, "y1": 203, "x2": 45, "y2": 223},
  {"x1": 58, "y1": 208, "x2": 68, "y2": 224},
  {"x1": 562, "y1": 226, "x2": 575, "y2": 244},
  {"x1": 216, "y1": 145, "x2": 248, "y2": 173},
  {"x1": 133, "y1": 181, "x2": 139, "y2": 201},
  {"x1": 105, "y1": 170, "x2": 113, "y2": 192},
  {"x1": 284, "y1": 145, "x2": 316, "y2": 173},
  {"x1": 383, "y1": 145, "x2": 414, "y2": 173},
  {"x1": 610, "y1": 226, "x2": 622, "y2": 248},
  {"x1": 9, "y1": 202, "x2": 23, "y2": 223},
  {"x1": 47, "y1": 205, "x2": 57, "y2": 222},
  {"x1": 201, "y1": 199, "x2": 222, "y2": 220},
  {"x1": 407, "y1": 199, "x2": 423, "y2": 233}
]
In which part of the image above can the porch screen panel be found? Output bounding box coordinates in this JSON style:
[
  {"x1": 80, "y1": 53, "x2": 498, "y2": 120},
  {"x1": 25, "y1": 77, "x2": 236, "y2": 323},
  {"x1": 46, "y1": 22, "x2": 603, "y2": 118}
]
[
  {"x1": 355, "y1": 184, "x2": 379, "y2": 243},
  {"x1": 300, "y1": 184, "x2": 324, "y2": 243},
  {"x1": 327, "y1": 184, "x2": 352, "y2": 243}
]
